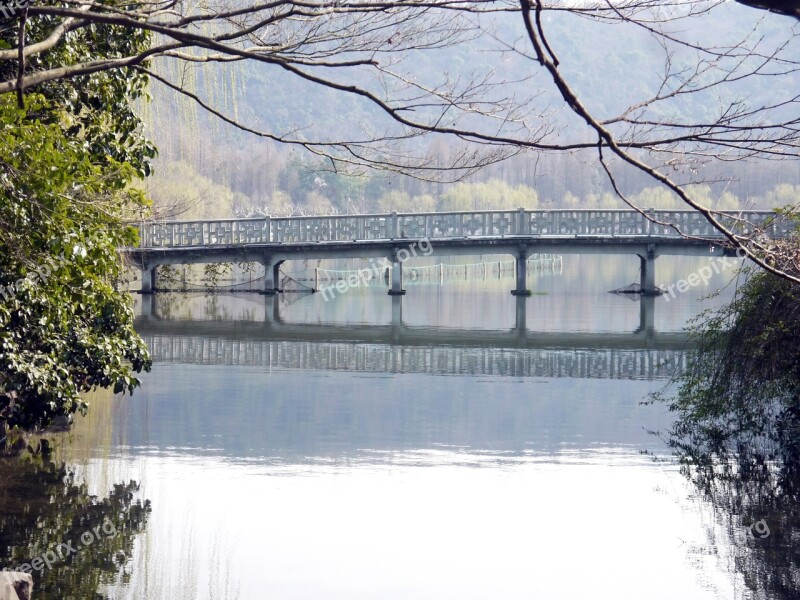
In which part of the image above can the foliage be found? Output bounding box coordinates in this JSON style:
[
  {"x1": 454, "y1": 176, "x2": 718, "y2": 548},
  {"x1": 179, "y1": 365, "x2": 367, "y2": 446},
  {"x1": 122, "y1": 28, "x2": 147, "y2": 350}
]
[
  {"x1": 202, "y1": 263, "x2": 232, "y2": 289},
  {"x1": 163, "y1": 147, "x2": 794, "y2": 218},
  {"x1": 152, "y1": 264, "x2": 184, "y2": 291},
  {"x1": 665, "y1": 269, "x2": 800, "y2": 456},
  {"x1": 376, "y1": 191, "x2": 436, "y2": 213},
  {"x1": 653, "y1": 265, "x2": 800, "y2": 598},
  {"x1": 438, "y1": 180, "x2": 539, "y2": 212},
  {"x1": 0, "y1": 1, "x2": 156, "y2": 433},
  {"x1": 0, "y1": 0, "x2": 156, "y2": 176},
  {"x1": 143, "y1": 161, "x2": 245, "y2": 220},
  {"x1": 0, "y1": 94, "x2": 151, "y2": 432}
]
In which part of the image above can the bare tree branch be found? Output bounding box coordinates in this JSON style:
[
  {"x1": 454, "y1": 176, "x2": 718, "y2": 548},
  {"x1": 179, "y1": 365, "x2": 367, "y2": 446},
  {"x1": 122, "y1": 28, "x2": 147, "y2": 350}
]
[{"x1": 15, "y1": 5, "x2": 27, "y2": 109}]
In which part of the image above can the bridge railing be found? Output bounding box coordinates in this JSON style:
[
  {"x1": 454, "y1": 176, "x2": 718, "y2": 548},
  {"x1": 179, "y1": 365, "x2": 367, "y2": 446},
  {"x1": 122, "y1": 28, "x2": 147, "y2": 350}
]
[
  {"x1": 648, "y1": 210, "x2": 793, "y2": 238},
  {"x1": 137, "y1": 209, "x2": 787, "y2": 248},
  {"x1": 138, "y1": 217, "x2": 269, "y2": 247}
]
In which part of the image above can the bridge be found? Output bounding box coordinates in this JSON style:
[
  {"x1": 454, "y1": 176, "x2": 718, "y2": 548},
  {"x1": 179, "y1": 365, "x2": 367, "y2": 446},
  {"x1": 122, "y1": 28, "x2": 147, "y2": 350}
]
[{"x1": 125, "y1": 209, "x2": 788, "y2": 296}]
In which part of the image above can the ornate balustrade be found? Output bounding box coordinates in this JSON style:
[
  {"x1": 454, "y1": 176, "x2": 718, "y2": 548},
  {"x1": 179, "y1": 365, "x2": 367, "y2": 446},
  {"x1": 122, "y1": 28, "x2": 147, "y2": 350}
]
[
  {"x1": 137, "y1": 209, "x2": 784, "y2": 248},
  {"x1": 139, "y1": 218, "x2": 270, "y2": 247}
]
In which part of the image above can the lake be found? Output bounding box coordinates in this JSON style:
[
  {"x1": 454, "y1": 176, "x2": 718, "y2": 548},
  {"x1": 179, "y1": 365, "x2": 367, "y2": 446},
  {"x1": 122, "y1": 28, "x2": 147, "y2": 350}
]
[{"x1": 1, "y1": 254, "x2": 786, "y2": 599}]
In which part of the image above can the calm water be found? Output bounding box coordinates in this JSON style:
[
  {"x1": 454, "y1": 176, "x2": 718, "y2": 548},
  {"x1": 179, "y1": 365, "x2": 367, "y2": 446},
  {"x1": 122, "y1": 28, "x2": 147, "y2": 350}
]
[{"x1": 2, "y1": 254, "x2": 789, "y2": 599}]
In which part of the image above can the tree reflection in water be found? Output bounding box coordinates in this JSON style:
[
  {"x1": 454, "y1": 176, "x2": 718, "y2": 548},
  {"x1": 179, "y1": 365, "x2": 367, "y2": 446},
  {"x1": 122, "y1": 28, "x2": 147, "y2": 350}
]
[
  {"x1": 0, "y1": 445, "x2": 150, "y2": 600},
  {"x1": 666, "y1": 398, "x2": 800, "y2": 598}
]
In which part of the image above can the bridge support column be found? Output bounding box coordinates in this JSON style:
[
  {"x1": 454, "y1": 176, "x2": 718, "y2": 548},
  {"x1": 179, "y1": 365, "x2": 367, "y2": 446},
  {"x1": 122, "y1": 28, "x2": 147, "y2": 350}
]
[
  {"x1": 261, "y1": 256, "x2": 279, "y2": 295},
  {"x1": 140, "y1": 265, "x2": 157, "y2": 294},
  {"x1": 638, "y1": 245, "x2": 659, "y2": 296},
  {"x1": 388, "y1": 251, "x2": 406, "y2": 296},
  {"x1": 273, "y1": 261, "x2": 283, "y2": 293},
  {"x1": 511, "y1": 247, "x2": 531, "y2": 296}
]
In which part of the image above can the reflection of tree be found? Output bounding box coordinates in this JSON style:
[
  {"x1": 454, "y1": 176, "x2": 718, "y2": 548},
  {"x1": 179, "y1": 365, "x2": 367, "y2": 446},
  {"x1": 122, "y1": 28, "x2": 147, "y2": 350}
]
[
  {"x1": 150, "y1": 292, "x2": 192, "y2": 320},
  {"x1": 0, "y1": 452, "x2": 151, "y2": 600},
  {"x1": 668, "y1": 417, "x2": 800, "y2": 597},
  {"x1": 668, "y1": 412, "x2": 800, "y2": 599},
  {"x1": 657, "y1": 268, "x2": 800, "y2": 597},
  {"x1": 664, "y1": 376, "x2": 800, "y2": 591}
]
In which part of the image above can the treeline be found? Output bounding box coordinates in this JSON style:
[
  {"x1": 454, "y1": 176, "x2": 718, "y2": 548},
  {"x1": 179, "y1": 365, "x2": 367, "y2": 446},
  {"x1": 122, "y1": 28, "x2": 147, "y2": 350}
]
[{"x1": 145, "y1": 151, "x2": 800, "y2": 220}]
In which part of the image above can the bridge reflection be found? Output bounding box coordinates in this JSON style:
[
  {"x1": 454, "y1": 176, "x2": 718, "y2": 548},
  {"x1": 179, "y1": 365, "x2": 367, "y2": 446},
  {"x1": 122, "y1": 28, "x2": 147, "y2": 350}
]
[{"x1": 135, "y1": 296, "x2": 688, "y2": 380}]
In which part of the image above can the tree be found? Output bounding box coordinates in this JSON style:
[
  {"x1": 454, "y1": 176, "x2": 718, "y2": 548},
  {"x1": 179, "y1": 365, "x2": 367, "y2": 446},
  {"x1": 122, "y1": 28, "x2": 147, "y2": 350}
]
[
  {"x1": 0, "y1": 94, "x2": 151, "y2": 434},
  {"x1": 654, "y1": 266, "x2": 800, "y2": 598},
  {"x1": 1, "y1": 1, "x2": 157, "y2": 434}
]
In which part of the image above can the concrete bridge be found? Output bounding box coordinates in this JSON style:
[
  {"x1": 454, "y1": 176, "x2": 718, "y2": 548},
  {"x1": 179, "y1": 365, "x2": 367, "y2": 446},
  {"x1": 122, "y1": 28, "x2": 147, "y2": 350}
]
[{"x1": 125, "y1": 209, "x2": 786, "y2": 296}]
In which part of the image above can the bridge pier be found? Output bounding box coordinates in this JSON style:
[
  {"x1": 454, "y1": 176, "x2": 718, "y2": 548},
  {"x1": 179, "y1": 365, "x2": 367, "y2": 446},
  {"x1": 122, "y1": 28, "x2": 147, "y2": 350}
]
[
  {"x1": 511, "y1": 247, "x2": 531, "y2": 296},
  {"x1": 140, "y1": 265, "x2": 157, "y2": 294},
  {"x1": 638, "y1": 245, "x2": 659, "y2": 295},
  {"x1": 273, "y1": 261, "x2": 284, "y2": 293},
  {"x1": 388, "y1": 251, "x2": 406, "y2": 296},
  {"x1": 261, "y1": 256, "x2": 280, "y2": 295}
]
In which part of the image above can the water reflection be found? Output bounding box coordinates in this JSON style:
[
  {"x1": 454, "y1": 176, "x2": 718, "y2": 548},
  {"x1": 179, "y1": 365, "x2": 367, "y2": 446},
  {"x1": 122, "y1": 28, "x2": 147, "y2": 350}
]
[
  {"x1": 6, "y1": 254, "x2": 763, "y2": 599},
  {"x1": 135, "y1": 292, "x2": 685, "y2": 381},
  {"x1": 127, "y1": 293, "x2": 688, "y2": 461},
  {"x1": 142, "y1": 280, "x2": 656, "y2": 334},
  {"x1": 667, "y1": 397, "x2": 800, "y2": 598},
  {"x1": 0, "y1": 453, "x2": 150, "y2": 600}
]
